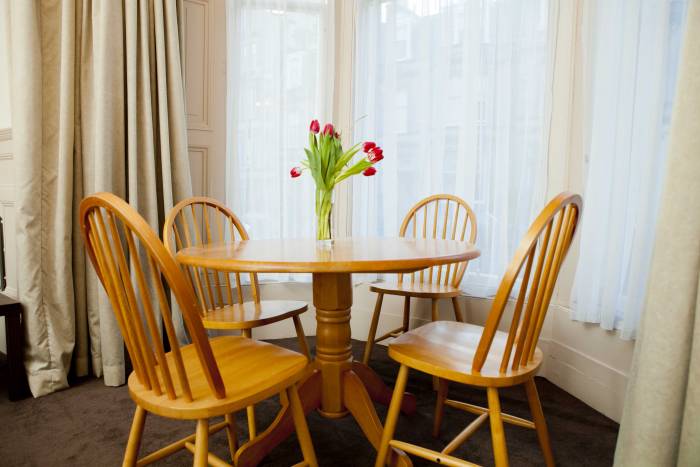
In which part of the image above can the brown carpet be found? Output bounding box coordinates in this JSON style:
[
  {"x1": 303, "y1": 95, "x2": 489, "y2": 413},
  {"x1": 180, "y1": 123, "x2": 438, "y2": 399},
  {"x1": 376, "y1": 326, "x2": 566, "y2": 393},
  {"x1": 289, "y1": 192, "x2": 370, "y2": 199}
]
[{"x1": 0, "y1": 338, "x2": 618, "y2": 466}]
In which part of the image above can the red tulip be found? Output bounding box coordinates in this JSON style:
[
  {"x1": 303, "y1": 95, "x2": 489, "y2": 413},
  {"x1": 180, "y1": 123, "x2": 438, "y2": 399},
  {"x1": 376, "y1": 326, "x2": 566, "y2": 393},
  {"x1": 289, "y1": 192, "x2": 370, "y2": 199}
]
[
  {"x1": 309, "y1": 120, "x2": 320, "y2": 134},
  {"x1": 368, "y1": 147, "x2": 383, "y2": 163},
  {"x1": 363, "y1": 142, "x2": 376, "y2": 153},
  {"x1": 363, "y1": 166, "x2": 377, "y2": 176},
  {"x1": 290, "y1": 167, "x2": 303, "y2": 178},
  {"x1": 322, "y1": 123, "x2": 334, "y2": 135},
  {"x1": 334, "y1": 131, "x2": 341, "y2": 139}
]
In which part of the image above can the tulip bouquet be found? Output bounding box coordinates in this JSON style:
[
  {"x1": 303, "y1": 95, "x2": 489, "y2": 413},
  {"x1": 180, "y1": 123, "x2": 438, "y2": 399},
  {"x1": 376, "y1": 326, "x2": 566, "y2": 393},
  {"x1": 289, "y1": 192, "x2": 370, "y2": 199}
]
[{"x1": 291, "y1": 119, "x2": 383, "y2": 241}]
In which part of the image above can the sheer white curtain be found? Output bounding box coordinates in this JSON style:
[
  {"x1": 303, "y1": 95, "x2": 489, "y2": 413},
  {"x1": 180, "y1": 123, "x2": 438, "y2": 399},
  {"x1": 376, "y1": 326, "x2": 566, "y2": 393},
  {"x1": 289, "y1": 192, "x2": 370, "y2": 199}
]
[
  {"x1": 353, "y1": 0, "x2": 552, "y2": 296},
  {"x1": 226, "y1": 0, "x2": 334, "y2": 281},
  {"x1": 571, "y1": 0, "x2": 687, "y2": 339}
]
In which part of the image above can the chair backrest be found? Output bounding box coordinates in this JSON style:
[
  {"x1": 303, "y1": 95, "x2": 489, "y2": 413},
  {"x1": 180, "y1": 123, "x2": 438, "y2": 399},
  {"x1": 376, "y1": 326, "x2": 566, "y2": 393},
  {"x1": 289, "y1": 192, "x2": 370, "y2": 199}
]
[
  {"x1": 80, "y1": 193, "x2": 226, "y2": 401},
  {"x1": 398, "y1": 194, "x2": 477, "y2": 287},
  {"x1": 163, "y1": 197, "x2": 260, "y2": 314},
  {"x1": 472, "y1": 192, "x2": 582, "y2": 373}
]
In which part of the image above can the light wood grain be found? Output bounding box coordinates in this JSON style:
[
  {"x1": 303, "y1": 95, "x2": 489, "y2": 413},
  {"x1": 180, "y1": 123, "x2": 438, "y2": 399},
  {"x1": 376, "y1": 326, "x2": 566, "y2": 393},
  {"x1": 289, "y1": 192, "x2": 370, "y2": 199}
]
[
  {"x1": 175, "y1": 222, "x2": 479, "y2": 464},
  {"x1": 177, "y1": 237, "x2": 479, "y2": 274},
  {"x1": 369, "y1": 281, "x2": 463, "y2": 298},
  {"x1": 388, "y1": 321, "x2": 543, "y2": 387},
  {"x1": 79, "y1": 193, "x2": 317, "y2": 467},
  {"x1": 363, "y1": 194, "x2": 477, "y2": 365},
  {"x1": 128, "y1": 336, "x2": 308, "y2": 419},
  {"x1": 200, "y1": 300, "x2": 308, "y2": 330},
  {"x1": 163, "y1": 197, "x2": 309, "y2": 342},
  {"x1": 164, "y1": 197, "x2": 311, "y2": 441},
  {"x1": 375, "y1": 192, "x2": 582, "y2": 467},
  {"x1": 397, "y1": 194, "x2": 477, "y2": 287}
]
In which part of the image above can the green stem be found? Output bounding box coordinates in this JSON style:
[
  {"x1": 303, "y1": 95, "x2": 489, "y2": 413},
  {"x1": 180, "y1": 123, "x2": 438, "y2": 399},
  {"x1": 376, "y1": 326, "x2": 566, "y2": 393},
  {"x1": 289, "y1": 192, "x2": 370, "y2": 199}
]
[{"x1": 316, "y1": 188, "x2": 333, "y2": 240}]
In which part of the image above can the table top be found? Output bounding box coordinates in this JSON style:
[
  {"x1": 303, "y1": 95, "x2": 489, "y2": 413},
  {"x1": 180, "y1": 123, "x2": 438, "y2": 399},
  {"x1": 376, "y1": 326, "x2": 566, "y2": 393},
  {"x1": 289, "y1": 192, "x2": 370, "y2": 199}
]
[{"x1": 176, "y1": 237, "x2": 480, "y2": 274}]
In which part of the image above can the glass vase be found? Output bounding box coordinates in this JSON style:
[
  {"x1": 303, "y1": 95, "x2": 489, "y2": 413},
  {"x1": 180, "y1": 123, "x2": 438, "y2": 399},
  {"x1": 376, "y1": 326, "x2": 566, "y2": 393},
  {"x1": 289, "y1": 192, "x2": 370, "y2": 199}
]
[{"x1": 316, "y1": 188, "x2": 333, "y2": 242}]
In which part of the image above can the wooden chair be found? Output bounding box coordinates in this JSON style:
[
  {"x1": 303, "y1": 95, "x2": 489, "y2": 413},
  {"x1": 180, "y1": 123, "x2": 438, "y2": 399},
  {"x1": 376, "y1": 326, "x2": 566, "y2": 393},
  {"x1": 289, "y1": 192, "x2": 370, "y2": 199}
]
[
  {"x1": 80, "y1": 193, "x2": 317, "y2": 467},
  {"x1": 362, "y1": 194, "x2": 477, "y2": 365},
  {"x1": 375, "y1": 192, "x2": 582, "y2": 467},
  {"x1": 163, "y1": 197, "x2": 311, "y2": 439}
]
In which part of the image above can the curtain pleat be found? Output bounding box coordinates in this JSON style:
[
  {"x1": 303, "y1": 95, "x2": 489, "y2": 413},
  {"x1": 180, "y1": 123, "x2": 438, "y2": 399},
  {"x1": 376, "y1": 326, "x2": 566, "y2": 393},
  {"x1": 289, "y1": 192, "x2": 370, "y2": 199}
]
[{"x1": 8, "y1": 0, "x2": 191, "y2": 397}]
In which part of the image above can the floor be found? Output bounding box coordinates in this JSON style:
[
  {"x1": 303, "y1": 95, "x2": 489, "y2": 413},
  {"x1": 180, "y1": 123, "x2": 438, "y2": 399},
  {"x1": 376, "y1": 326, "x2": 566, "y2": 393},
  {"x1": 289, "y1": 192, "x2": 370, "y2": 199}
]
[{"x1": 0, "y1": 338, "x2": 619, "y2": 466}]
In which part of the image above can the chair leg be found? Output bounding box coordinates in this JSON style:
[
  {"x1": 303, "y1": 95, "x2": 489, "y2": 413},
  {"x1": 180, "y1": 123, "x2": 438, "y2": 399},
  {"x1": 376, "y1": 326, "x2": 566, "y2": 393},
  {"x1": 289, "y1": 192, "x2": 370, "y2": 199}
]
[
  {"x1": 487, "y1": 387, "x2": 509, "y2": 467},
  {"x1": 430, "y1": 298, "x2": 441, "y2": 390},
  {"x1": 362, "y1": 293, "x2": 384, "y2": 365},
  {"x1": 194, "y1": 419, "x2": 209, "y2": 467},
  {"x1": 242, "y1": 327, "x2": 258, "y2": 440},
  {"x1": 374, "y1": 364, "x2": 409, "y2": 467},
  {"x1": 525, "y1": 378, "x2": 555, "y2": 467},
  {"x1": 123, "y1": 405, "x2": 147, "y2": 467},
  {"x1": 433, "y1": 378, "x2": 449, "y2": 437},
  {"x1": 402, "y1": 296, "x2": 411, "y2": 332},
  {"x1": 224, "y1": 413, "x2": 238, "y2": 462},
  {"x1": 280, "y1": 389, "x2": 289, "y2": 406},
  {"x1": 292, "y1": 315, "x2": 311, "y2": 360},
  {"x1": 246, "y1": 405, "x2": 257, "y2": 440},
  {"x1": 287, "y1": 383, "x2": 318, "y2": 467},
  {"x1": 451, "y1": 297, "x2": 464, "y2": 322}
]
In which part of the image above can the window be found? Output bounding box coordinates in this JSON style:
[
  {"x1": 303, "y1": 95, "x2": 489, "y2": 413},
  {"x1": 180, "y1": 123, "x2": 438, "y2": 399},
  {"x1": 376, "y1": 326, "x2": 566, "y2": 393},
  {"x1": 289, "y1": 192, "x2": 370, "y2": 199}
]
[
  {"x1": 226, "y1": 0, "x2": 333, "y2": 280},
  {"x1": 222, "y1": 0, "x2": 687, "y2": 337},
  {"x1": 353, "y1": 0, "x2": 552, "y2": 295},
  {"x1": 571, "y1": 0, "x2": 688, "y2": 339}
]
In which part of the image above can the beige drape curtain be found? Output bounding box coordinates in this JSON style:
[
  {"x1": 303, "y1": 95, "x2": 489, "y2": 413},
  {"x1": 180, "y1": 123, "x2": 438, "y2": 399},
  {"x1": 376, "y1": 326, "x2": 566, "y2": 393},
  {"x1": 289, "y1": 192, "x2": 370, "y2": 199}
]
[
  {"x1": 7, "y1": 0, "x2": 192, "y2": 397},
  {"x1": 614, "y1": 2, "x2": 700, "y2": 465}
]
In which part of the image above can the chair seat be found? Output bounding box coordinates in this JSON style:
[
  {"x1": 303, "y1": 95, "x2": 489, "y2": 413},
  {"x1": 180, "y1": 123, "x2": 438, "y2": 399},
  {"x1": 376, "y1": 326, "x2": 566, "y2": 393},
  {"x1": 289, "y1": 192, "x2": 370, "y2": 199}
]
[
  {"x1": 201, "y1": 300, "x2": 308, "y2": 330},
  {"x1": 388, "y1": 321, "x2": 542, "y2": 387},
  {"x1": 369, "y1": 281, "x2": 462, "y2": 298},
  {"x1": 129, "y1": 336, "x2": 309, "y2": 419}
]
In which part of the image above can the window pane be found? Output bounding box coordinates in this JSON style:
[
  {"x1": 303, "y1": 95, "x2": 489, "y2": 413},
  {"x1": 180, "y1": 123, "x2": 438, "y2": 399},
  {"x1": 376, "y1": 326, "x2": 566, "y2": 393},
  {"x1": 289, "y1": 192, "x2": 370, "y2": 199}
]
[
  {"x1": 226, "y1": 0, "x2": 332, "y2": 281},
  {"x1": 353, "y1": 0, "x2": 552, "y2": 296},
  {"x1": 571, "y1": 0, "x2": 688, "y2": 338}
]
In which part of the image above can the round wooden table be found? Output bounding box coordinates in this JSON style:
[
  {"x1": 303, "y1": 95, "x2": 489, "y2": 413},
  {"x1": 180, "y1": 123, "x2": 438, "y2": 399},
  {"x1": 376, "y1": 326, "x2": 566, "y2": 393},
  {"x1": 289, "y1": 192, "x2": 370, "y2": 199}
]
[{"x1": 177, "y1": 237, "x2": 480, "y2": 466}]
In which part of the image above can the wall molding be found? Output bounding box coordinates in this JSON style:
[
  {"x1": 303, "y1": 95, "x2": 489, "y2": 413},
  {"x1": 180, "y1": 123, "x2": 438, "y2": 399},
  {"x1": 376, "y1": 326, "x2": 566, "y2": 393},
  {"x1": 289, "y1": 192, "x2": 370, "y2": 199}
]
[
  {"x1": 0, "y1": 128, "x2": 11, "y2": 141},
  {"x1": 184, "y1": 0, "x2": 212, "y2": 131},
  {"x1": 188, "y1": 145, "x2": 210, "y2": 197}
]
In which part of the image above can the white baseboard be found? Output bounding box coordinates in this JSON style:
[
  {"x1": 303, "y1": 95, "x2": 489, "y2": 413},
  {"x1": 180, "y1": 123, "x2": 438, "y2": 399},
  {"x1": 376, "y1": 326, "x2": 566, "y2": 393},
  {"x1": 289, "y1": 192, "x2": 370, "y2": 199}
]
[{"x1": 539, "y1": 337, "x2": 628, "y2": 422}]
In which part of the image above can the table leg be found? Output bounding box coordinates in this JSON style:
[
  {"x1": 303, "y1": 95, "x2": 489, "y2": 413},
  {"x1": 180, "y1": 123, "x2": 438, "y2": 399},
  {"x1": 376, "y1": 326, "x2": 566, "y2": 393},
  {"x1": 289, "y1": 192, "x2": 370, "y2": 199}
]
[
  {"x1": 344, "y1": 370, "x2": 412, "y2": 467},
  {"x1": 235, "y1": 371, "x2": 322, "y2": 467},
  {"x1": 352, "y1": 361, "x2": 417, "y2": 415},
  {"x1": 236, "y1": 272, "x2": 413, "y2": 466},
  {"x1": 313, "y1": 273, "x2": 411, "y2": 465},
  {"x1": 312, "y1": 273, "x2": 354, "y2": 417}
]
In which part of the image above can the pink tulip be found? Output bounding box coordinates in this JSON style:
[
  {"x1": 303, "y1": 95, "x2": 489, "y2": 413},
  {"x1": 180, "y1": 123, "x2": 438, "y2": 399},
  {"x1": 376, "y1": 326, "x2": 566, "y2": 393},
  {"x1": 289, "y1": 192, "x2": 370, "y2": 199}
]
[
  {"x1": 309, "y1": 120, "x2": 320, "y2": 134},
  {"x1": 322, "y1": 123, "x2": 335, "y2": 136},
  {"x1": 368, "y1": 147, "x2": 384, "y2": 164}
]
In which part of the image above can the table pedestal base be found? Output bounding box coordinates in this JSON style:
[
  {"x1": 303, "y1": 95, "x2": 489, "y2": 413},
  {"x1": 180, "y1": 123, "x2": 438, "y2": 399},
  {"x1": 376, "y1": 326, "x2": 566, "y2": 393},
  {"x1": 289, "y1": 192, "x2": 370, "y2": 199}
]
[
  {"x1": 234, "y1": 367, "x2": 415, "y2": 467},
  {"x1": 235, "y1": 273, "x2": 416, "y2": 467}
]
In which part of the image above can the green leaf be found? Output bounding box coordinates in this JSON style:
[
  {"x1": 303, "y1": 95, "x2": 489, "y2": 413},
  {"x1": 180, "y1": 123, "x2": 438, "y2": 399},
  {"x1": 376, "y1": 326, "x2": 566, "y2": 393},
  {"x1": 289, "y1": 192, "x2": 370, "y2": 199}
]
[
  {"x1": 333, "y1": 144, "x2": 363, "y2": 174},
  {"x1": 335, "y1": 159, "x2": 372, "y2": 184}
]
